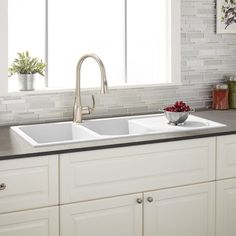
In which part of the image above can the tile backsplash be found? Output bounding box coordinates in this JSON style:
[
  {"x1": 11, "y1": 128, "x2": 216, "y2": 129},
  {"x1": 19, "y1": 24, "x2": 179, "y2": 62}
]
[{"x1": 1, "y1": 0, "x2": 236, "y2": 125}]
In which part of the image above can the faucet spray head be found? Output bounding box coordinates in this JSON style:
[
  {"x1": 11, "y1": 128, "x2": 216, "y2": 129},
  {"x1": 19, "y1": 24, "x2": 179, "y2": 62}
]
[{"x1": 101, "y1": 80, "x2": 109, "y2": 94}]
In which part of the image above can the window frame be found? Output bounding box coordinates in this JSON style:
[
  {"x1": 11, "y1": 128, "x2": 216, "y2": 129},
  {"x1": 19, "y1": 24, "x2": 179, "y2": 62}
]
[
  {"x1": 0, "y1": 0, "x2": 181, "y2": 95},
  {"x1": 0, "y1": 0, "x2": 8, "y2": 95},
  {"x1": 170, "y1": 0, "x2": 181, "y2": 85}
]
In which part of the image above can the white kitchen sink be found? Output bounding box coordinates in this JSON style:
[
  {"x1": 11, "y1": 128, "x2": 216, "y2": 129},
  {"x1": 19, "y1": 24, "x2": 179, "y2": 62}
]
[
  {"x1": 81, "y1": 116, "x2": 154, "y2": 136},
  {"x1": 82, "y1": 114, "x2": 225, "y2": 136},
  {"x1": 11, "y1": 114, "x2": 226, "y2": 147},
  {"x1": 11, "y1": 122, "x2": 100, "y2": 147}
]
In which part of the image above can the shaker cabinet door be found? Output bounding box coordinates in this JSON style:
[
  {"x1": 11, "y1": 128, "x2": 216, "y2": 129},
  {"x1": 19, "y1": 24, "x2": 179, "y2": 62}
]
[
  {"x1": 60, "y1": 193, "x2": 143, "y2": 236},
  {"x1": 217, "y1": 134, "x2": 236, "y2": 179},
  {"x1": 216, "y1": 178, "x2": 236, "y2": 236},
  {"x1": 144, "y1": 182, "x2": 215, "y2": 236}
]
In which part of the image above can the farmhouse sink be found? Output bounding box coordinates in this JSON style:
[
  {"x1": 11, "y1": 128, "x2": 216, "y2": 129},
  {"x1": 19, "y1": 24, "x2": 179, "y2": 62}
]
[{"x1": 11, "y1": 114, "x2": 226, "y2": 147}]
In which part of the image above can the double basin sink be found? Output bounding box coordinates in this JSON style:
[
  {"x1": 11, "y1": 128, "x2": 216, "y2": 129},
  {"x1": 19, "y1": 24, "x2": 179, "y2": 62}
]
[{"x1": 11, "y1": 114, "x2": 225, "y2": 147}]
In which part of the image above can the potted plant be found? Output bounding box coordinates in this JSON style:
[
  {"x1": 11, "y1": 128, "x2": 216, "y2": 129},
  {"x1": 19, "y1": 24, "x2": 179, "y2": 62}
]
[{"x1": 9, "y1": 51, "x2": 46, "y2": 91}]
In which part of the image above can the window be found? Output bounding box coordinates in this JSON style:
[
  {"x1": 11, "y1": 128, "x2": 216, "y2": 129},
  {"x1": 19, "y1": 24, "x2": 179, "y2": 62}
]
[
  {"x1": 8, "y1": 0, "x2": 45, "y2": 90},
  {"x1": 127, "y1": 0, "x2": 171, "y2": 84},
  {"x1": 48, "y1": 0, "x2": 125, "y2": 89},
  {"x1": 1, "y1": 0, "x2": 180, "y2": 93}
]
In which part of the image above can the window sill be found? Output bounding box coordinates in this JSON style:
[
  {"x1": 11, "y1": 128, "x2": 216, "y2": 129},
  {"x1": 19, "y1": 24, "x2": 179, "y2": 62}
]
[{"x1": 6, "y1": 82, "x2": 182, "y2": 96}]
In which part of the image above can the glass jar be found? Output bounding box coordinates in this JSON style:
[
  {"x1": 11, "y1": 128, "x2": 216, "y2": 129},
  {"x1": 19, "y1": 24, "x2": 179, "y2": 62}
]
[{"x1": 212, "y1": 84, "x2": 229, "y2": 110}]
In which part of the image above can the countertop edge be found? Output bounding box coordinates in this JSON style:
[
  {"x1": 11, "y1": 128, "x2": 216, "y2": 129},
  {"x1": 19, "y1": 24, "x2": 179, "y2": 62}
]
[{"x1": 1, "y1": 129, "x2": 235, "y2": 161}]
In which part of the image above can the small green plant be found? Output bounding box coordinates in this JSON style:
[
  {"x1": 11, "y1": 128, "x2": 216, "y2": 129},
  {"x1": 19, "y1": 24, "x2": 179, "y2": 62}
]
[{"x1": 9, "y1": 51, "x2": 46, "y2": 77}]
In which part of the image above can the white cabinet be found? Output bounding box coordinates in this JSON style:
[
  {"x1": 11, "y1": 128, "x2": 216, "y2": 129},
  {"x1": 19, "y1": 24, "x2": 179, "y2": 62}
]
[
  {"x1": 60, "y1": 183, "x2": 215, "y2": 236},
  {"x1": 0, "y1": 155, "x2": 58, "y2": 214},
  {"x1": 60, "y1": 138, "x2": 215, "y2": 204},
  {"x1": 217, "y1": 134, "x2": 236, "y2": 179},
  {"x1": 3, "y1": 134, "x2": 236, "y2": 235},
  {"x1": 0, "y1": 206, "x2": 59, "y2": 236},
  {"x1": 60, "y1": 193, "x2": 142, "y2": 236},
  {"x1": 144, "y1": 182, "x2": 215, "y2": 236},
  {"x1": 216, "y1": 178, "x2": 236, "y2": 236}
]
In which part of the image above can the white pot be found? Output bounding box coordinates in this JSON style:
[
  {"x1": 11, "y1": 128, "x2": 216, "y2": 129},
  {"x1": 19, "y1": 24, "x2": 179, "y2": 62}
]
[{"x1": 18, "y1": 74, "x2": 35, "y2": 91}]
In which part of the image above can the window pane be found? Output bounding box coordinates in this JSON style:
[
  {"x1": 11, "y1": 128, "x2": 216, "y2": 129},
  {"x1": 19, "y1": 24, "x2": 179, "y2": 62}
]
[
  {"x1": 8, "y1": 0, "x2": 45, "y2": 90},
  {"x1": 48, "y1": 0, "x2": 125, "y2": 89},
  {"x1": 127, "y1": 0, "x2": 171, "y2": 84}
]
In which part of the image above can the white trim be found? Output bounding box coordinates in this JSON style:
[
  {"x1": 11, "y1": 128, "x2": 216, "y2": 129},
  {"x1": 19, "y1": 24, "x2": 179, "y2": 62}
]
[
  {"x1": 45, "y1": 0, "x2": 49, "y2": 87},
  {"x1": 171, "y1": 0, "x2": 181, "y2": 84},
  {"x1": 7, "y1": 82, "x2": 182, "y2": 96},
  {"x1": 0, "y1": 0, "x2": 8, "y2": 95},
  {"x1": 124, "y1": 0, "x2": 128, "y2": 83}
]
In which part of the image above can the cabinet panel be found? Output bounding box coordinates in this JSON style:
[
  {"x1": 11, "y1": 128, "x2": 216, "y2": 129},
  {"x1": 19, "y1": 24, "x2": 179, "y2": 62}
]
[
  {"x1": 0, "y1": 206, "x2": 59, "y2": 236},
  {"x1": 216, "y1": 178, "x2": 236, "y2": 236},
  {"x1": 144, "y1": 182, "x2": 215, "y2": 236},
  {"x1": 217, "y1": 135, "x2": 236, "y2": 179},
  {"x1": 60, "y1": 138, "x2": 215, "y2": 203},
  {"x1": 0, "y1": 155, "x2": 58, "y2": 213},
  {"x1": 60, "y1": 193, "x2": 142, "y2": 236}
]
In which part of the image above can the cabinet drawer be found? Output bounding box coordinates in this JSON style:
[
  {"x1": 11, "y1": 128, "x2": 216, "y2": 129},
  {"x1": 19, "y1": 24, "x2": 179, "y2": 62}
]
[
  {"x1": 60, "y1": 138, "x2": 215, "y2": 204},
  {"x1": 0, "y1": 206, "x2": 59, "y2": 236},
  {"x1": 0, "y1": 155, "x2": 58, "y2": 214},
  {"x1": 217, "y1": 135, "x2": 236, "y2": 179}
]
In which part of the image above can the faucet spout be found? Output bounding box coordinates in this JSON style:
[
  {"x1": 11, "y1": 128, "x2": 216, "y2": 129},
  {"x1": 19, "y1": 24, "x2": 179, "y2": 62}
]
[{"x1": 73, "y1": 54, "x2": 108, "y2": 123}]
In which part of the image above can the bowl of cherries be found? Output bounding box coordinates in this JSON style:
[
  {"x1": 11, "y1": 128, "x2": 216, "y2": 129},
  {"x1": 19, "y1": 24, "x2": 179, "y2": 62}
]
[{"x1": 163, "y1": 101, "x2": 192, "y2": 126}]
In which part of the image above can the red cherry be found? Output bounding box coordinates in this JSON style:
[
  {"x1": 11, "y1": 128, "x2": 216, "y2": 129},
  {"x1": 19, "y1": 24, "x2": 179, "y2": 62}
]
[{"x1": 164, "y1": 101, "x2": 191, "y2": 112}]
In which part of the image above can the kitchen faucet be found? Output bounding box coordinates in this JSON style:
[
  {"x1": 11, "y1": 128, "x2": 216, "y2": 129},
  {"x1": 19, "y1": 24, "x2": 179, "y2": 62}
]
[{"x1": 73, "y1": 53, "x2": 108, "y2": 123}]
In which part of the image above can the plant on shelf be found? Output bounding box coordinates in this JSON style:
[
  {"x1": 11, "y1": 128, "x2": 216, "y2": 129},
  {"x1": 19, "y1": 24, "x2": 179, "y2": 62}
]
[{"x1": 8, "y1": 51, "x2": 46, "y2": 91}]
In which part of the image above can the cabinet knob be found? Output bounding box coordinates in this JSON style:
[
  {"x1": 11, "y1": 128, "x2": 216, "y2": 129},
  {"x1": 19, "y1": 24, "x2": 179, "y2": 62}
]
[
  {"x1": 147, "y1": 197, "x2": 154, "y2": 203},
  {"x1": 136, "y1": 198, "x2": 143, "y2": 204},
  {"x1": 0, "y1": 183, "x2": 6, "y2": 191}
]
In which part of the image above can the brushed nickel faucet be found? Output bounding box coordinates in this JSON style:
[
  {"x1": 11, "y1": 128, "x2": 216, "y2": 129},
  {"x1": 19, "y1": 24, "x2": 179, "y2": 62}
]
[{"x1": 73, "y1": 53, "x2": 108, "y2": 123}]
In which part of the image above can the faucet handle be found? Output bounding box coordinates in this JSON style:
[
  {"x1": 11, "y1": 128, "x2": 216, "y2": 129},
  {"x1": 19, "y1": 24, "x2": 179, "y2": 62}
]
[
  {"x1": 82, "y1": 95, "x2": 96, "y2": 115},
  {"x1": 91, "y1": 95, "x2": 96, "y2": 111}
]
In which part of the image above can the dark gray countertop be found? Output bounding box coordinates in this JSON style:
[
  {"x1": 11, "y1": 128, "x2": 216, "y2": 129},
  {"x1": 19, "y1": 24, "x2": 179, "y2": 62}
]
[{"x1": 1, "y1": 110, "x2": 236, "y2": 160}]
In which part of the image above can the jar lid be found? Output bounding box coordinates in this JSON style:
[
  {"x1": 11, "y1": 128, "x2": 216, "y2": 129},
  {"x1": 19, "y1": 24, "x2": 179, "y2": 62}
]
[{"x1": 214, "y1": 84, "x2": 228, "y2": 90}]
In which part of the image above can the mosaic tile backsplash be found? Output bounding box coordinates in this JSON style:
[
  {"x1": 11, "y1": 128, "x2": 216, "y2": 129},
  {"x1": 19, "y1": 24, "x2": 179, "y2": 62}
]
[{"x1": 1, "y1": 0, "x2": 236, "y2": 125}]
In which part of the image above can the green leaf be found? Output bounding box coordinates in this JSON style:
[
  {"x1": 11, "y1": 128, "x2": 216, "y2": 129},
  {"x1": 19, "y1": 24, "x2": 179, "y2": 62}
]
[{"x1": 8, "y1": 51, "x2": 46, "y2": 77}]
